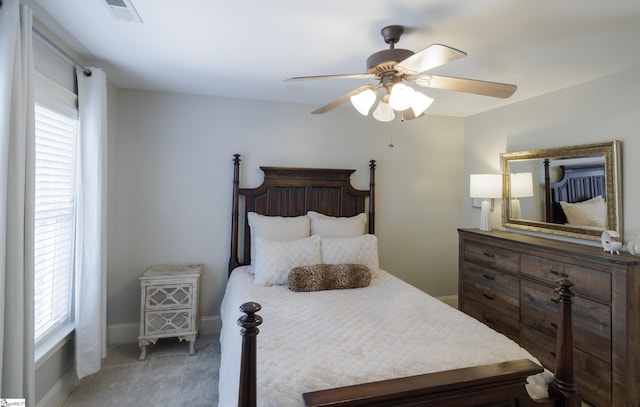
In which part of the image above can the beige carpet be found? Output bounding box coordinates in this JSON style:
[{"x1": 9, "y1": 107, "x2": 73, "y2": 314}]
[{"x1": 62, "y1": 335, "x2": 220, "y2": 406}]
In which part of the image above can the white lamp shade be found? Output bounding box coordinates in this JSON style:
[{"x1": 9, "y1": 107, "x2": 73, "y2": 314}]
[
  {"x1": 410, "y1": 91, "x2": 434, "y2": 116},
  {"x1": 510, "y1": 172, "x2": 534, "y2": 198},
  {"x1": 470, "y1": 174, "x2": 502, "y2": 198},
  {"x1": 350, "y1": 88, "x2": 377, "y2": 116},
  {"x1": 388, "y1": 83, "x2": 414, "y2": 111},
  {"x1": 372, "y1": 101, "x2": 395, "y2": 122}
]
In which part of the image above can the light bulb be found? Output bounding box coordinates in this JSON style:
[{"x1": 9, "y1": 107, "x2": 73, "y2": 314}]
[
  {"x1": 388, "y1": 83, "x2": 414, "y2": 111},
  {"x1": 350, "y1": 88, "x2": 377, "y2": 116},
  {"x1": 372, "y1": 101, "x2": 395, "y2": 122}
]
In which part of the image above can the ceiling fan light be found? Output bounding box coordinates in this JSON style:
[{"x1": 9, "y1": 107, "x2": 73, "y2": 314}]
[
  {"x1": 350, "y1": 88, "x2": 377, "y2": 115},
  {"x1": 410, "y1": 91, "x2": 434, "y2": 116},
  {"x1": 388, "y1": 83, "x2": 414, "y2": 111},
  {"x1": 372, "y1": 101, "x2": 395, "y2": 122}
]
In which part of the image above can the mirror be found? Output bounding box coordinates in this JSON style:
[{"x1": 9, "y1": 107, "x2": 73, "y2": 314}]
[{"x1": 501, "y1": 141, "x2": 622, "y2": 241}]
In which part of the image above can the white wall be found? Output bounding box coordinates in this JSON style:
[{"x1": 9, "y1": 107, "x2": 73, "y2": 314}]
[
  {"x1": 108, "y1": 90, "x2": 465, "y2": 329},
  {"x1": 463, "y1": 67, "x2": 640, "y2": 243}
]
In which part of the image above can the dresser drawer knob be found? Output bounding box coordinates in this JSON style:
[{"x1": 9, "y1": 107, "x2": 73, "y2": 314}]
[
  {"x1": 550, "y1": 270, "x2": 569, "y2": 278},
  {"x1": 483, "y1": 293, "x2": 495, "y2": 301},
  {"x1": 550, "y1": 322, "x2": 558, "y2": 329},
  {"x1": 483, "y1": 252, "x2": 496, "y2": 258},
  {"x1": 482, "y1": 273, "x2": 495, "y2": 281}
]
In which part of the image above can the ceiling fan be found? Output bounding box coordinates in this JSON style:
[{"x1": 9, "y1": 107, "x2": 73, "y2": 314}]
[{"x1": 286, "y1": 25, "x2": 517, "y2": 121}]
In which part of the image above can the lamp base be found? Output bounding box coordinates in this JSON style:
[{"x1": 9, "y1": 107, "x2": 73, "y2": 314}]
[
  {"x1": 511, "y1": 198, "x2": 521, "y2": 219},
  {"x1": 479, "y1": 200, "x2": 492, "y2": 231}
]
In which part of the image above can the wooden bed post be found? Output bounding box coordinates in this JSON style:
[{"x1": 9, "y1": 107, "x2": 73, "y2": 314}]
[
  {"x1": 544, "y1": 158, "x2": 552, "y2": 223},
  {"x1": 229, "y1": 154, "x2": 241, "y2": 274},
  {"x1": 238, "y1": 302, "x2": 262, "y2": 407},
  {"x1": 369, "y1": 160, "x2": 376, "y2": 234},
  {"x1": 549, "y1": 279, "x2": 580, "y2": 407}
]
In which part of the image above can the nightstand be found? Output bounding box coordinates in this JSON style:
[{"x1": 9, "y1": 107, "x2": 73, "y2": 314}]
[{"x1": 138, "y1": 264, "x2": 203, "y2": 360}]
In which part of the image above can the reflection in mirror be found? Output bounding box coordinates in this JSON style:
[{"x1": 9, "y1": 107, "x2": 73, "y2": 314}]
[{"x1": 501, "y1": 141, "x2": 622, "y2": 242}]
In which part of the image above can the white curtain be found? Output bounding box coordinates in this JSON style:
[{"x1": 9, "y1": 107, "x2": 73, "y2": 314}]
[
  {"x1": 74, "y1": 67, "x2": 108, "y2": 378},
  {"x1": 0, "y1": 0, "x2": 36, "y2": 404}
]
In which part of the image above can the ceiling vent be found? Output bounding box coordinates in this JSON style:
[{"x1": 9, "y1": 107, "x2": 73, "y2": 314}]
[{"x1": 103, "y1": 0, "x2": 143, "y2": 23}]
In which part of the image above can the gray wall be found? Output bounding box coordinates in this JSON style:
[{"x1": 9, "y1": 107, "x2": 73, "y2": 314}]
[
  {"x1": 462, "y1": 66, "x2": 640, "y2": 241},
  {"x1": 107, "y1": 90, "x2": 465, "y2": 329}
]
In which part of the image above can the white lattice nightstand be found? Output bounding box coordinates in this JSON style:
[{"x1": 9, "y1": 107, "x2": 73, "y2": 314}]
[{"x1": 138, "y1": 264, "x2": 203, "y2": 360}]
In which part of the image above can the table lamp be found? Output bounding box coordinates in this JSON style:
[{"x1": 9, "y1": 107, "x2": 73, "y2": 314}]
[
  {"x1": 470, "y1": 174, "x2": 502, "y2": 231},
  {"x1": 510, "y1": 172, "x2": 534, "y2": 219}
]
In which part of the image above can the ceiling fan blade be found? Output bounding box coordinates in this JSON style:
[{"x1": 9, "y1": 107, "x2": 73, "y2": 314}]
[
  {"x1": 286, "y1": 73, "x2": 376, "y2": 81},
  {"x1": 311, "y1": 86, "x2": 374, "y2": 114},
  {"x1": 413, "y1": 74, "x2": 517, "y2": 98},
  {"x1": 396, "y1": 44, "x2": 467, "y2": 75}
]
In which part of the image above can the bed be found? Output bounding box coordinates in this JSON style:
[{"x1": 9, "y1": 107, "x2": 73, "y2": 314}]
[{"x1": 219, "y1": 154, "x2": 580, "y2": 407}]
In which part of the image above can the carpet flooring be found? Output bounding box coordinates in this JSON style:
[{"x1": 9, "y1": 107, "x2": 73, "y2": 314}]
[{"x1": 61, "y1": 335, "x2": 220, "y2": 406}]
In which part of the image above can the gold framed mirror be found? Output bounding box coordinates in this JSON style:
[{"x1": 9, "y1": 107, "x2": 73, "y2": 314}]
[{"x1": 501, "y1": 141, "x2": 622, "y2": 241}]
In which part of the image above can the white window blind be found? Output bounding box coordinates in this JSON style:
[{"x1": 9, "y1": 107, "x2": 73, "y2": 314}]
[{"x1": 34, "y1": 100, "x2": 78, "y2": 344}]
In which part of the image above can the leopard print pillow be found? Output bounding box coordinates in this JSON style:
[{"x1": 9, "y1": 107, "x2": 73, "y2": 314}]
[{"x1": 288, "y1": 263, "x2": 371, "y2": 292}]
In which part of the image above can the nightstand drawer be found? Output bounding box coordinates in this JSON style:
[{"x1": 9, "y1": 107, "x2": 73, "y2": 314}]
[
  {"x1": 463, "y1": 240, "x2": 520, "y2": 274},
  {"x1": 521, "y1": 254, "x2": 611, "y2": 303},
  {"x1": 145, "y1": 283, "x2": 194, "y2": 310},
  {"x1": 143, "y1": 309, "x2": 195, "y2": 336}
]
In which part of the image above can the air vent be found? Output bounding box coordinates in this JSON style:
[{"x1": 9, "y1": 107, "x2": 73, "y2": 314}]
[{"x1": 103, "y1": 0, "x2": 142, "y2": 23}]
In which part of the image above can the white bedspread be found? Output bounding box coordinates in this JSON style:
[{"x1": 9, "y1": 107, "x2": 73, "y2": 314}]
[{"x1": 218, "y1": 267, "x2": 551, "y2": 406}]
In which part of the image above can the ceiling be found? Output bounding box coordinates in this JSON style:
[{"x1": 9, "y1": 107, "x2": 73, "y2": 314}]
[{"x1": 28, "y1": 0, "x2": 640, "y2": 117}]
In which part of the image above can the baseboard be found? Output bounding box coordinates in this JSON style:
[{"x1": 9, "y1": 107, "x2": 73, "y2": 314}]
[
  {"x1": 436, "y1": 295, "x2": 459, "y2": 309},
  {"x1": 107, "y1": 315, "x2": 222, "y2": 345},
  {"x1": 36, "y1": 367, "x2": 77, "y2": 407}
]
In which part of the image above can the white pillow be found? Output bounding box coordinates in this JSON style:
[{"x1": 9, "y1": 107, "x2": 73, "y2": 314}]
[
  {"x1": 254, "y1": 235, "x2": 321, "y2": 286},
  {"x1": 307, "y1": 211, "x2": 367, "y2": 238},
  {"x1": 321, "y1": 234, "x2": 379, "y2": 278},
  {"x1": 559, "y1": 197, "x2": 606, "y2": 227},
  {"x1": 247, "y1": 212, "x2": 310, "y2": 264}
]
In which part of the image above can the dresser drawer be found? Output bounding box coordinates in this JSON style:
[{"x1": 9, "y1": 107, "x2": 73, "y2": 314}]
[
  {"x1": 143, "y1": 309, "x2": 194, "y2": 336},
  {"x1": 520, "y1": 279, "x2": 611, "y2": 362},
  {"x1": 520, "y1": 325, "x2": 611, "y2": 407},
  {"x1": 521, "y1": 254, "x2": 611, "y2": 303},
  {"x1": 464, "y1": 240, "x2": 520, "y2": 274},
  {"x1": 463, "y1": 297, "x2": 519, "y2": 342},
  {"x1": 145, "y1": 282, "x2": 195, "y2": 310},
  {"x1": 463, "y1": 263, "x2": 519, "y2": 319}
]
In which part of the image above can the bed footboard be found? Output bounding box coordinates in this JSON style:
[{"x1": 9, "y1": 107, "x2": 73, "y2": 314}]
[
  {"x1": 236, "y1": 279, "x2": 580, "y2": 407},
  {"x1": 303, "y1": 359, "x2": 544, "y2": 407}
]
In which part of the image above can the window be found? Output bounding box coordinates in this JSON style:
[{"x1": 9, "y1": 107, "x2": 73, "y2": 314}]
[{"x1": 33, "y1": 74, "x2": 79, "y2": 345}]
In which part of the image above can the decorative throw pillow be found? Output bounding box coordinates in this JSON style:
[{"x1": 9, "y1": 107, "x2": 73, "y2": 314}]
[
  {"x1": 307, "y1": 211, "x2": 367, "y2": 238},
  {"x1": 288, "y1": 264, "x2": 371, "y2": 292},
  {"x1": 247, "y1": 212, "x2": 311, "y2": 265},
  {"x1": 321, "y1": 234, "x2": 379, "y2": 277},
  {"x1": 254, "y1": 235, "x2": 321, "y2": 286}
]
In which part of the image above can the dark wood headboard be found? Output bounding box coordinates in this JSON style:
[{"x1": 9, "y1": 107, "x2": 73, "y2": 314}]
[
  {"x1": 544, "y1": 160, "x2": 605, "y2": 224},
  {"x1": 228, "y1": 154, "x2": 376, "y2": 274}
]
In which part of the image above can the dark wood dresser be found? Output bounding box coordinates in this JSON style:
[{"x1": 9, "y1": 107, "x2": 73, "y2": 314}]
[{"x1": 458, "y1": 228, "x2": 640, "y2": 407}]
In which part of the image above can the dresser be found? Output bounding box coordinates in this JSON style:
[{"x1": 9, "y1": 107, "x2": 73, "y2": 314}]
[
  {"x1": 458, "y1": 229, "x2": 640, "y2": 407},
  {"x1": 138, "y1": 264, "x2": 203, "y2": 360}
]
